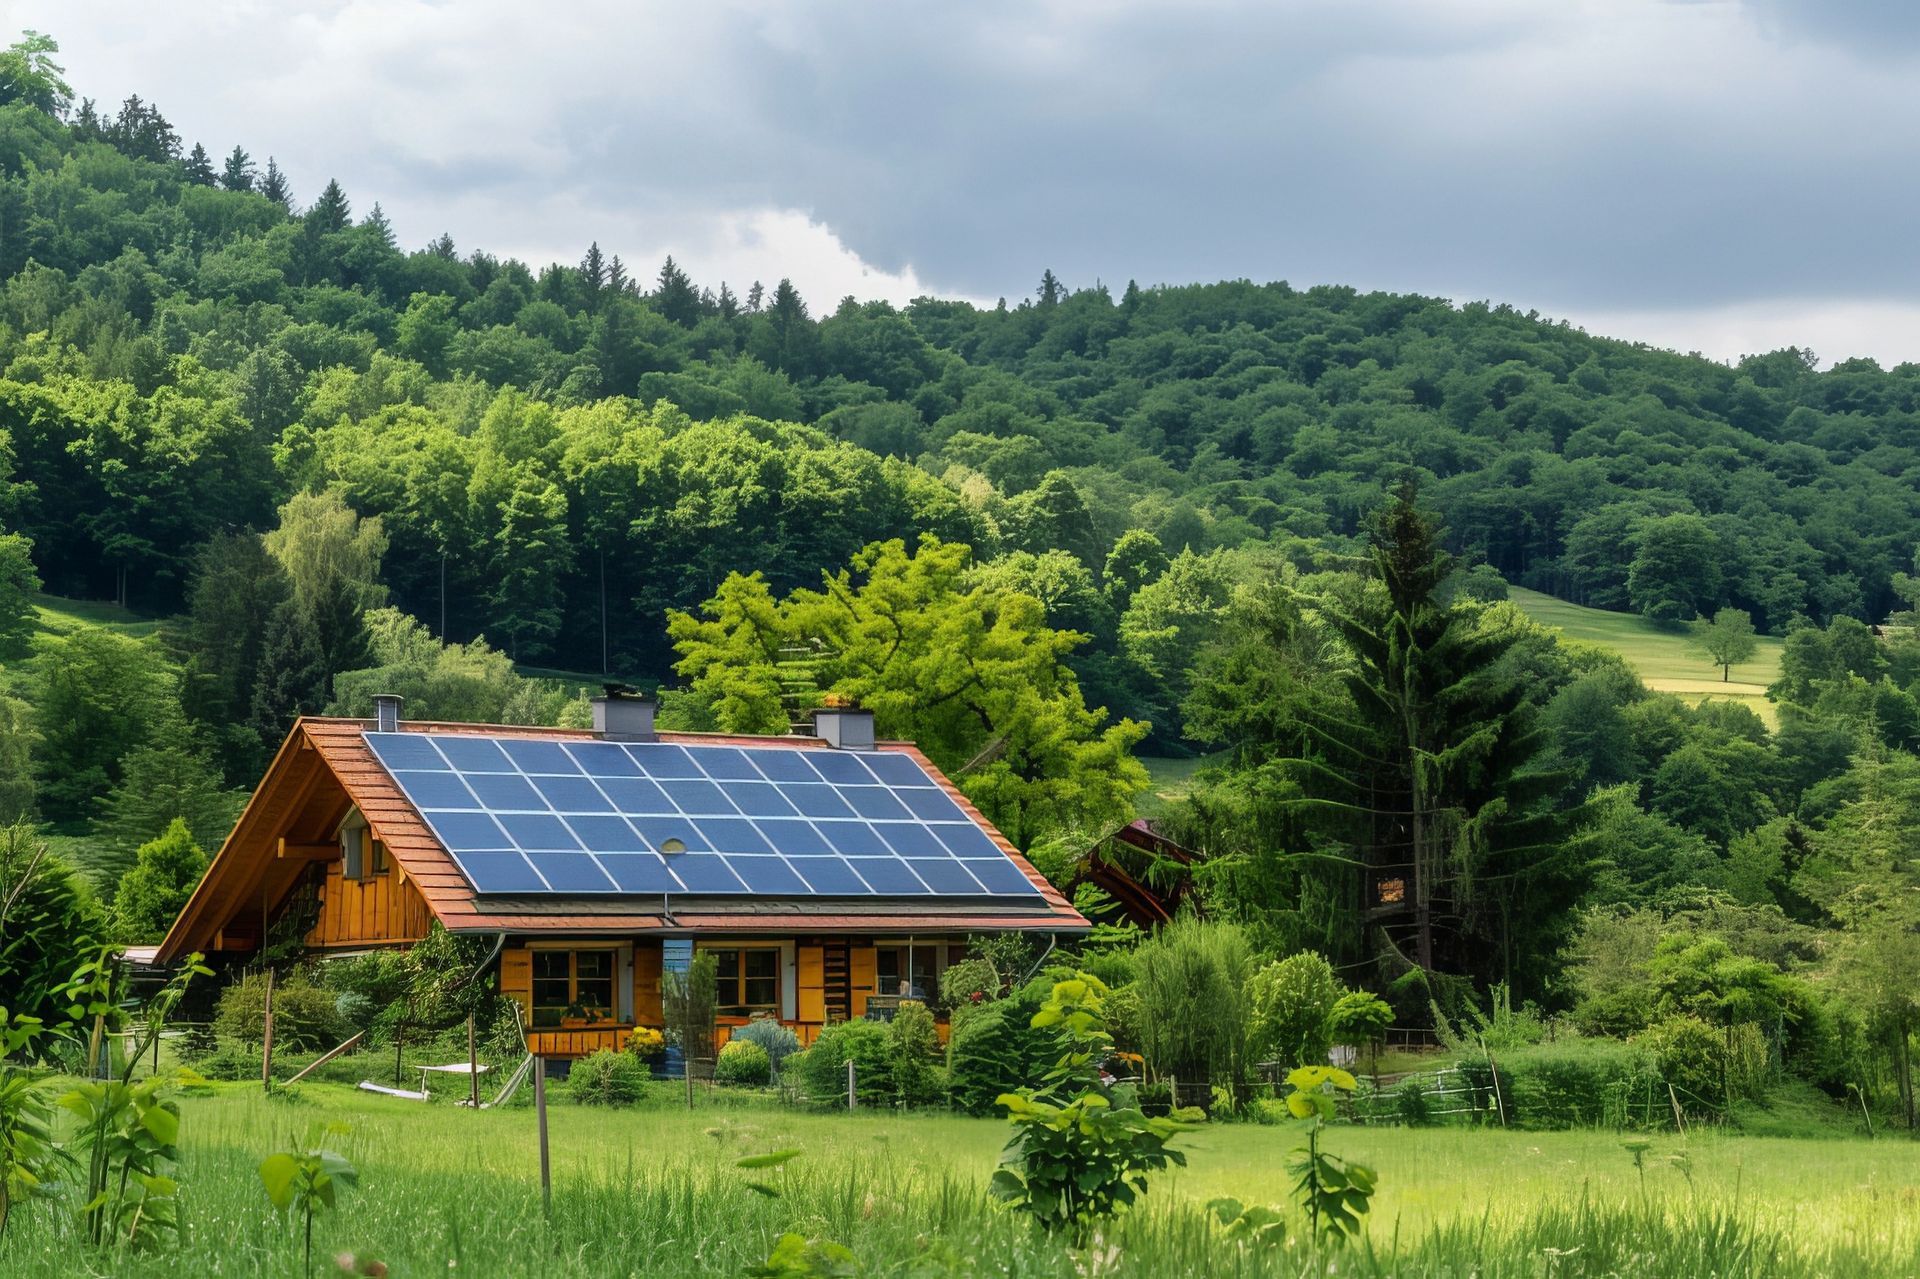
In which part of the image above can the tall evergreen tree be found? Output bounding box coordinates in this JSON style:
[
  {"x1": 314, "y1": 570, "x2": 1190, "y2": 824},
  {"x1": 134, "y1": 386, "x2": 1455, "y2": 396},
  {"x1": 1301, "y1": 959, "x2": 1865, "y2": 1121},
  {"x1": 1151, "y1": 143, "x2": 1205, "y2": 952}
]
[
  {"x1": 220, "y1": 144, "x2": 255, "y2": 192},
  {"x1": 361, "y1": 201, "x2": 396, "y2": 249},
  {"x1": 1038, "y1": 268, "x2": 1064, "y2": 307},
  {"x1": 249, "y1": 598, "x2": 327, "y2": 747},
  {"x1": 259, "y1": 157, "x2": 292, "y2": 210},
  {"x1": 104, "y1": 94, "x2": 179, "y2": 162},
  {"x1": 182, "y1": 141, "x2": 216, "y2": 185},
  {"x1": 309, "y1": 178, "x2": 351, "y2": 232},
  {"x1": 745, "y1": 280, "x2": 765, "y2": 312},
  {"x1": 717, "y1": 281, "x2": 740, "y2": 320},
  {"x1": 428, "y1": 231, "x2": 458, "y2": 259},
  {"x1": 606, "y1": 253, "x2": 629, "y2": 297},
  {"x1": 1288, "y1": 484, "x2": 1582, "y2": 986},
  {"x1": 580, "y1": 241, "x2": 607, "y2": 305},
  {"x1": 655, "y1": 255, "x2": 699, "y2": 326},
  {"x1": 180, "y1": 532, "x2": 291, "y2": 781}
]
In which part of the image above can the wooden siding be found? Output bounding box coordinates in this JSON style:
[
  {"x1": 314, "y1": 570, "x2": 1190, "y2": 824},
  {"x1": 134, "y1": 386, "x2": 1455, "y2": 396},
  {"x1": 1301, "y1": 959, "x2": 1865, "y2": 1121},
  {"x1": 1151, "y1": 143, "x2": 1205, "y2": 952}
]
[
  {"x1": 306, "y1": 861, "x2": 431, "y2": 948},
  {"x1": 635, "y1": 941, "x2": 663, "y2": 1024},
  {"x1": 796, "y1": 946, "x2": 825, "y2": 1023},
  {"x1": 850, "y1": 945, "x2": 877, "y2": 1019},
  {"x1": 525, "y1": 1027, "x2": 634, "y2": 1057}
]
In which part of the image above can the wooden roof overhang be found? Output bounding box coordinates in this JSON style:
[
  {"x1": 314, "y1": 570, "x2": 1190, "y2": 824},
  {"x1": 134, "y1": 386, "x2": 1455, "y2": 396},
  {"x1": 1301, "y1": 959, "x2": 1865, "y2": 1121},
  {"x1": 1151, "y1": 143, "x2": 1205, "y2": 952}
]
[{"x1": 159, "y1": 718, "x2": 1087, "y2": 962}]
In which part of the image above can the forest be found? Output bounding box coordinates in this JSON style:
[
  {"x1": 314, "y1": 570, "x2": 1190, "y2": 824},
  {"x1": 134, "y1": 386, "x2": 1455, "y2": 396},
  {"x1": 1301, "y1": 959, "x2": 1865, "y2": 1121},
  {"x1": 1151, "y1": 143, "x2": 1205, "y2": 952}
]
[{"x1": 1, "y1": 28, "x2": 1918, "y2": 1140}]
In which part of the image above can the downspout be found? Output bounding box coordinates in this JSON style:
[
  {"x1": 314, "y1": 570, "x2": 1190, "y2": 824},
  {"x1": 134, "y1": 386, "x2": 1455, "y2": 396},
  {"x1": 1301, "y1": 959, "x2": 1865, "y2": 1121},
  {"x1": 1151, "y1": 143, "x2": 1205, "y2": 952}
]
[
  {"x1": 1017, "y1": 932, "x2": 1059, "y2": 989},
  {"x1": 453, "y1": 932, "x2": 508, "y2": 991}
]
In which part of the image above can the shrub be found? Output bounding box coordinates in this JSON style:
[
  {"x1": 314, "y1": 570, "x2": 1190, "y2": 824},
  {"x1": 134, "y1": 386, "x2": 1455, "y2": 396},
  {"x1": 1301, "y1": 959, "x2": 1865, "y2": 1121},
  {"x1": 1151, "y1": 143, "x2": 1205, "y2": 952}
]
[
  {"x1": 215, "y1": 971, "x2": 347, "y2": 1051},
  {"x1": 1636, "y1": 1015, "x2": 1766, "y2": 1115},
  {"x1": 627, "y1": 1025, "x2": 666, "y2": 1062},
  {"x1": 947, "y1": 987, "x2": 1054, "y2": 1115},
  {"x1": 1133, "y1": 916, "x2": 1253, "y2": 1095},
  {"x1": 1475, "y1": 1036, "x2": 1660, "y2": 1129},
  {"x1": 714, "y1": 1038, "x2": 772, "y2": 1087},
  {"x1": 569, "y1": 1048, "x2": 649, "y2": 1106},
  {"x1": 939, "y1": 957, "x2": 1002, "y2": 1015},
  {"x1": 792, "y1": 1019, "x2": 893, "y2": 1105},
  {"x1": 1247, "y1": 951, "x2": 1340, "y2": 1069},
  {"x1": 889, "y1": 1000, "x2": 944, "y2": 1106},
  {"x1": 730, "y1": 1017, "x2": 798, "y2": 1069},
  {"x1": 1076, "y1": 948, "x2": 1139, "y2": 991},
  {"x1": 1103, "y1": 982, "x2": 1144, "y2": 1056},
  {"x1": 1395, "y1": 1079, "x2": 1432, "y2": 1127},
  {"x1": 0, "y1": 826, "x2": 108, "y2": 1035}
]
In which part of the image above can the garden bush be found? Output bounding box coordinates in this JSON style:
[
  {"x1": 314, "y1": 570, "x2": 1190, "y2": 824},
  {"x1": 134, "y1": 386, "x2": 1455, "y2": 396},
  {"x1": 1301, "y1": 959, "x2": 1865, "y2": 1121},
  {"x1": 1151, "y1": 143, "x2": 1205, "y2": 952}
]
[
  {"x1": 946, "y1": 987, "x2": 1053, "y2": 1115},
  {"x1": 1132, "y1": 916, "x2": 1253, "y2": 1095},
  {"x1": 889, "y1": 1000, "x2": 944, "y2": 1106},
  {"x1": 568, "y1": 1048, "x2": 650, "y2": 1106},
  {"x1": 1247, "y1": 951, "x2": 1340, "y2": 1069},
  {"x1": 1470, "y1": 1037, "x2": 1661, "y2": 1129},
  {"x1": 714, "y1": 1038, "x2": 772, "y2": 1086},
  {"x1": 791, "y1": 1019, "x2": 894, "y2": 1105},
  {"x1": 1637, "y1": 1015, "x2": 1767, "y2": 1115},
  {"x1": 729, "y1": 1017, "x2": 798, "y2": 1070},
  {"x1": 1395, "y1": 1078, "x2": 1433, "y2": 1126},
  {"x1": 215, "y1": 971, "x2": 348, "y2": 1051},
  {"x1": 939, "y1": 957, "x2": 1002, "y2": 1016}
]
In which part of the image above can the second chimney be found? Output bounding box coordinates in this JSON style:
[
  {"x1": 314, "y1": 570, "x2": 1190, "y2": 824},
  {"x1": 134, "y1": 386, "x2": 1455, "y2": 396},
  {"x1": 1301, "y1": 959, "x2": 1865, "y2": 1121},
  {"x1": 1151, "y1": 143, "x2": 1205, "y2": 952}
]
[
  {"x1": 372, "y1": 693, "x2": 404, "y2": 734},
  {"x1": 593, "y1": 690, "x2": 657, "y2": 741},
  {"x1": 812, "y1": 706, "x2": 875, "y2": 750}
]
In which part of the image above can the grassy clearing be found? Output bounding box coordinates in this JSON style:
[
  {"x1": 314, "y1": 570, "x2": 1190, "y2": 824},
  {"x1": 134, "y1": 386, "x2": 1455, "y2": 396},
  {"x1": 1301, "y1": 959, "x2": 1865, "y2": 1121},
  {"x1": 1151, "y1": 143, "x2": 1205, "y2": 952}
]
[
  {"x1": 1509, "y1": 588, "x2": 1784, "y2": 725},
  {"x1": 1138, "y1": 752, "x2": 1226, "y2": 817},
  {"x1": 28, "y1": 592, "x2": 163, "y2": 640},
  {"x1": 2, "y1": 1081, "x2": 1914, "y2": 1276}
]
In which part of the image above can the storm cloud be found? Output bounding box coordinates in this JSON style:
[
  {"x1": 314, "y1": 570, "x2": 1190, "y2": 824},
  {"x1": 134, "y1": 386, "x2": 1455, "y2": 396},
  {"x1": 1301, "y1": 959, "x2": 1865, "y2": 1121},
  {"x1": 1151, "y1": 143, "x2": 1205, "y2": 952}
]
[{"x1": 21, "y1": 1, "x2": 1920, "y2": 364}]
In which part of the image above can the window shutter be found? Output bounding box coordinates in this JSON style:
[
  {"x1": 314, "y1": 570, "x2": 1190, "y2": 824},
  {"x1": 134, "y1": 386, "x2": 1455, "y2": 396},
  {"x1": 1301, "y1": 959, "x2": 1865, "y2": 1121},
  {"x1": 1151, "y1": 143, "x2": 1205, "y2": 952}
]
[{"x1": 342, "y1": 825, "x2": 364, "y2": 879}]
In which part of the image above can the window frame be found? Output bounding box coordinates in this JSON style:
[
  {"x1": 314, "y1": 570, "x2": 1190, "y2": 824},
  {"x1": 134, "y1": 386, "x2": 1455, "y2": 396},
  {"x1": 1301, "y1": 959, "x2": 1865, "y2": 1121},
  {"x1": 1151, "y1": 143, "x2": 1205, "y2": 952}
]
[
  {"x1": 709, "y1": 945, "x2": 782, "y2": 1018},
  {"x1": 529, "y1": 948, "x2": 621, "y2": 1027}
]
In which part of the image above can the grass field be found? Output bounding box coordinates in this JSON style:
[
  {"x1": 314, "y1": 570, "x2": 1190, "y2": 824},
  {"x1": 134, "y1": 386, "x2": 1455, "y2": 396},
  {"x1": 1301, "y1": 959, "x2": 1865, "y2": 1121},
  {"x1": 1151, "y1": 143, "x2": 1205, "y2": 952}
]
[
  {"x1": 1509, "y1": 588, "x2": 1785, "y2": 725},
  {"x1": 2, "y1": 1081, "x2": 1914, "y2": 1276}
]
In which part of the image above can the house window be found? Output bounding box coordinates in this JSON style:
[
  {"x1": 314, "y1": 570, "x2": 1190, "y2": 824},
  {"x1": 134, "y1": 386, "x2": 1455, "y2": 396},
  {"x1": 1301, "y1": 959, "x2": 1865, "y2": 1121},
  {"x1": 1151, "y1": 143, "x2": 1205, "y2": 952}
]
[
  {"x1": 713, "y1": 948, "x2": 779, "y2": 1017},
  {"x1": 876, "y1": 946, "x2": 937, "y2": 999},
  {"x1": 369, "y1": 839, "x2": 389, "y2": 875},
  {"x1": 1377, "y1": 877, "x2": 1406, "y2": 906},
  {"x1": 530, "y1": 949, "x2": 618, "y2": 1027}
]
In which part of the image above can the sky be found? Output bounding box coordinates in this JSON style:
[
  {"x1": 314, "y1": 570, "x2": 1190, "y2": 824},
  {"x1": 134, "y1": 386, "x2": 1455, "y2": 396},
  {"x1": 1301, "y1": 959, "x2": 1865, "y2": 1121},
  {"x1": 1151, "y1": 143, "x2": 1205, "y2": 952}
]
[{"x1": 16, "y1": 0, "x2": 1920, "y2": 367}]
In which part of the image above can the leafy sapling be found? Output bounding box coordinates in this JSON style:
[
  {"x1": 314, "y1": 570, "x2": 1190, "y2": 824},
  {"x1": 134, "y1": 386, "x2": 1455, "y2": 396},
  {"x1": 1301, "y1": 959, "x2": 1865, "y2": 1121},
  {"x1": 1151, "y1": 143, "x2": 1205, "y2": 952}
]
[
  {"x1": 259, "y1": 1122, "x2": 360, "y2": 1279},
  {"x1": 1284, "y1": 1065, "x2": 1377, "y2": 1240}
]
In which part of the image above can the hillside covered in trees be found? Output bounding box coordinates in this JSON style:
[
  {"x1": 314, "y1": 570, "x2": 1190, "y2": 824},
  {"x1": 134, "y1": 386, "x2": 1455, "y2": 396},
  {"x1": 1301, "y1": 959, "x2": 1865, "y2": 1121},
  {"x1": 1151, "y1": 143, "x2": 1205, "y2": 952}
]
[{"x1": 5, "y1": 30, "x2": 1920, "y2": 1124}]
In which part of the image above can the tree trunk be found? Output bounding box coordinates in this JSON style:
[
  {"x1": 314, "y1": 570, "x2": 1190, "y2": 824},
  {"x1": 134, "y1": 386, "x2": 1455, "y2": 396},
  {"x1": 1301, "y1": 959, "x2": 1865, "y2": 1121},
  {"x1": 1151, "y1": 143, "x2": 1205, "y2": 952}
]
[{"x1": 1898, "y1": 1022, "x2": 1915, "y2": 1133}]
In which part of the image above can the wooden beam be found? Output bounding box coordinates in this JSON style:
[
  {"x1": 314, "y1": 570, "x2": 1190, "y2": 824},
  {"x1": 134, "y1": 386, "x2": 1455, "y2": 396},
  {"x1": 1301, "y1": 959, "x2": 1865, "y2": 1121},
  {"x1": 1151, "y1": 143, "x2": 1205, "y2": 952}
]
[
  {"x1": 282, "y1": 1031, "x2": 366, "y2": 1086},
  {"x1": 278, "y1": 838, "x2": 336, "y2": 860}
]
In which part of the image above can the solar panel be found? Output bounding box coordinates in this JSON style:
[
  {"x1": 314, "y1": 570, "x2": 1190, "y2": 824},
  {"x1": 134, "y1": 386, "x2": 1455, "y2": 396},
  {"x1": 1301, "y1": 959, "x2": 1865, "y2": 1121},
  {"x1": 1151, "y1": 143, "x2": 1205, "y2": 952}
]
[{"x1": 364, "y1": 732, "x2": 1045, "y2": 900}]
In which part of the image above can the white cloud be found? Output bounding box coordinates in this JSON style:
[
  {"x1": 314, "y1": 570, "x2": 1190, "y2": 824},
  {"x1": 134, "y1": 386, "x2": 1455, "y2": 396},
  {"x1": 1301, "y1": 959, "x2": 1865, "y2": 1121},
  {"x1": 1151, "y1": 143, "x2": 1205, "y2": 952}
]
[{"x1": 1560, "y1": 298, "x2": 1920, "y2": 370}]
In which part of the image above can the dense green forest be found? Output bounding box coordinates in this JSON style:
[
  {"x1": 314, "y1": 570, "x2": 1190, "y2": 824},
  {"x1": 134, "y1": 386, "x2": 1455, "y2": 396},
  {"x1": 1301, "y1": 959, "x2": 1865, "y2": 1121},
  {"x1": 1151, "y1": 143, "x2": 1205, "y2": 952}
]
[{"x1": 2, "y1": 31, "x2": 1919, "y2": 1127}]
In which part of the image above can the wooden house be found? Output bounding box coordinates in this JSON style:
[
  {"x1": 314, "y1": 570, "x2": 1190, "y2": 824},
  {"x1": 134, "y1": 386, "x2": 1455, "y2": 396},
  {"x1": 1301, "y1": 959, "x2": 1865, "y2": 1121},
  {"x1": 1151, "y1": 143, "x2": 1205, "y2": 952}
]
[{"x1": 157, "y1": 695, "x2": 1088, "y2": 1057}]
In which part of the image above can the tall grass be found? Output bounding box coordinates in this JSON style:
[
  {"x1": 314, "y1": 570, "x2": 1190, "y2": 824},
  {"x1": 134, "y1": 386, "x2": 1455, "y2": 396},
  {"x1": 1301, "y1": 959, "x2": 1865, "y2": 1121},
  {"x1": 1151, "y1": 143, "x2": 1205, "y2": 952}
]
[{"x1": 0, "y1": 1083, "x2": 1914, "y2": 1277}]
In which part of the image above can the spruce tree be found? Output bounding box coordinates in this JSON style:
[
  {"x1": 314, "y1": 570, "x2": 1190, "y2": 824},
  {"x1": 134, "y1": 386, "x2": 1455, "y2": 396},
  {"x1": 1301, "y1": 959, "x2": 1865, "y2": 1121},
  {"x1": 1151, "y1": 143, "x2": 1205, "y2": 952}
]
[
  {"x1": 606, "y1": 252, "x2": 629, "y2": 297},
  {"x1": 655, "y1": 255, "x2": 699, "y2": 326},
  {"x1": 183, "y1": 141, "x2": 215, "y2": 185},
  {"x1": 220, "y1": 144, "x2": 254, "y2": 192},
  {"x1": 249, "y1": 598, "x2": 327, "y2": 747},
  {"x1": 717, "y1": 281, "x2": 739, "y2": 320},
  {"x1": 259, "y1": 157, "x2": 292, "y2": 210},
  {"x1": 1289, "y1": 483, "x2": 1582, "y2": 986},
  {"x1": 580, "y1": 241, "x2": 607, "y2": 305},
  {"x1": 309, "y1": 178, "x2": 351, "y2": 232}
]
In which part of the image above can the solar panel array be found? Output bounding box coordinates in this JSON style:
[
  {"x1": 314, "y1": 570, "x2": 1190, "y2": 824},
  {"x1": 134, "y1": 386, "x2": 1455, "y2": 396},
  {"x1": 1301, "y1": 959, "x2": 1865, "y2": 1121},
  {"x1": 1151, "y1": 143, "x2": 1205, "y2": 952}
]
[{"x1": 363, "y1": 732, "x2": 1044, "y2": 900}]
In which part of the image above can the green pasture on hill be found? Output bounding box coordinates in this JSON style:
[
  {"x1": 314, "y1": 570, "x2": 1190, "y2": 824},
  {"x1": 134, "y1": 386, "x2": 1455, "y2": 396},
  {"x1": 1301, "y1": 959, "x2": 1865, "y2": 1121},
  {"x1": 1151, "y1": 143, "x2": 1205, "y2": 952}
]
[
  {"x1": 1509, "y1": 588, "x2": 1785, "y2": 725},
  {"x1": 2, "y1": 1081, "x2": 1914, "y2": 1277}
]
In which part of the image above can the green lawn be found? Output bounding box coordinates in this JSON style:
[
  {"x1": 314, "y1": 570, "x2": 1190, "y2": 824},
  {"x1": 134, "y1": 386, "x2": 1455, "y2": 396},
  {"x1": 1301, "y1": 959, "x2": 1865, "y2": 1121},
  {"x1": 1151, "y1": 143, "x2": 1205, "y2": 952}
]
[
  {"x1": 1138, "y1": 752, "x2": 1226, "y2": 817},
  {"x1": 29, "y1": 592, "x2": 164, "y2": 640},
  {"x1": 2, "y1": 1080, "x2": 1913, "y2": 1276},
  {"x1": 1509, "y1": 588, "x2": 1785, "y2": 725}
]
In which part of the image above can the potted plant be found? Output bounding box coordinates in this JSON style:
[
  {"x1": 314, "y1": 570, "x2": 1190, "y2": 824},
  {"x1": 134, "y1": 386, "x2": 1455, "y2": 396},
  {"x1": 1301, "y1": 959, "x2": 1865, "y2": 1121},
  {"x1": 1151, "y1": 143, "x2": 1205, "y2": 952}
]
[{"x1": 560, "y1": 1001, "x2": 591, "y2": 1029}]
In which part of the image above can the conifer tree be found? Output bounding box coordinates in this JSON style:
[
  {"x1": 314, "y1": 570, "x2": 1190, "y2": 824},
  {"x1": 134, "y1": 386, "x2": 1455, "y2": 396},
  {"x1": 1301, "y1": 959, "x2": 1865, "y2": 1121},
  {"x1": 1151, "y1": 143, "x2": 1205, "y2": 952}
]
[
  {"x1": 717, "y1": 281, "x2": 739, "y2": 320},
  {"x1": 607, "y1": 253, "x2": 629, "y2": 297},
  {"x1": 183, "y1": 141, "x2": 215, "y2": 185},
  {"x1": 249, "y1": 598, "x2": 327, "y2": 746},
  {"x1": 580, "y1": 241, "x2": 607, "y2": 304},
  {"x1": 362, "y1": 201, "x2": 395, "y2": 249},
  {"x1": 427, "y1": 231, "x2": 457, "y2": 259},
  {"x1": 309, "y1": 178, "x2": 351, "y2": 232},
  {"x1": 1038, "y1": 268, "x2": 1064, "y2": 307},
  {"x1": 746, "y1": 280, "x2": 765, "y2": 312},
  {"x1": 220, "y1": 144, "x2": 255, "y2": 192},
  {"x1": 655, "y1": 255, "x2": 699, "y2": 326},
  {"x1": 259, "y1": 157, "x2": 292, "y2": 210}
]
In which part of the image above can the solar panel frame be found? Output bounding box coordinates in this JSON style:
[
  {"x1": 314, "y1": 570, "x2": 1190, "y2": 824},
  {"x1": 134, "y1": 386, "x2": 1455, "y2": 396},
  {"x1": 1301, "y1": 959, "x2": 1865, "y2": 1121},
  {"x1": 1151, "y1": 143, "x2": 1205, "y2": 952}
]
[{"x1": 364, "y1": 732, "x2": 1045, "y2": 902}]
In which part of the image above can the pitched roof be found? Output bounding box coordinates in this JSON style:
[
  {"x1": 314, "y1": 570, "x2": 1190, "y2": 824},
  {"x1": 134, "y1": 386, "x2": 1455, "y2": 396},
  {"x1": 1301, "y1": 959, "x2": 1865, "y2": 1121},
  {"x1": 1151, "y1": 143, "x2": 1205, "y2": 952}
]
[{"x1": 158, "y1": 717, "x2": 1086, "y2": 961}]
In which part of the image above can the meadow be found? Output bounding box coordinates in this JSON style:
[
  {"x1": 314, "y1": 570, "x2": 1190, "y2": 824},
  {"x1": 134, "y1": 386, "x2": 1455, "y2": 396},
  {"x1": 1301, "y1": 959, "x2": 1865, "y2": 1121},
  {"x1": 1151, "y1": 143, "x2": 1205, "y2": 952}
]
[
  {"x1": 1508, "y1": 588, "x2": 1786, "y2": 725},
  {"x1": 2, "y1": 1081, "x2": 1915, "y2": 1277}
]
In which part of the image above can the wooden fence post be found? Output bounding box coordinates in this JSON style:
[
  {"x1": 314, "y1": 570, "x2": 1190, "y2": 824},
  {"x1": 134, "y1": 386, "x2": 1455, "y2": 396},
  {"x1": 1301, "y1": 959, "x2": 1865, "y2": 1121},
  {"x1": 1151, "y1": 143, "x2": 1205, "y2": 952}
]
[
  {"x1": 261, "y1": 969, "x2": 276, "y2": 1093},
  {"x1": 468, "y1": 1014, "x2": 479, "y2": 1110},
  {"x1": 847, "y1": 1057, "x2": 855, "y2": 1112},
  {"x1": 534, "y1": 1056, "x2": 551, "y2": 1218}
]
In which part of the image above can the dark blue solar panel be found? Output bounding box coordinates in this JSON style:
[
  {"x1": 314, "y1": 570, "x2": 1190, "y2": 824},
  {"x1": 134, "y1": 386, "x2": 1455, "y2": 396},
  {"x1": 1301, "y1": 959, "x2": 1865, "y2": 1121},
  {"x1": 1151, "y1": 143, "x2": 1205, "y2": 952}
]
[
  {"x1": 458, "y1": 851, "x2": 548, "y2": 892},
  {"x1": 684, "y1": 746, "x2": 761, "y2": 780},
  {"x1": 784, "y1": 784, "x2": 855, "y2": 819},
  {"x1": 465, "y1": 773, "x2": 546, "y2": 811},
  {"x1": 366, "y1": 733, "x2": 1044, "y2": 901},
  {"x1": 669, "y1": 854, "x2": 747, "y2": 892},
  {"x1": 840, "y1": 786, "x2": 911, "y2": 820},
  {"x1": 820, "y1": 821, "x2": 891, "y2": 857},
  {"x1": 563, "y1": 741, "x2": 643, "y2": 776},
  {"x1": 600, "y1": 853, "x2": 683, "y2": 893},
  {"x1": 528, "y1": 852, "x2": 618, "y2": 892},
  {"x1": 630, "y1": 816, "x2": 708, "y2": 853},
  {"x1": 748, "y1": 751, "x2": 820, "y2": 783},
  {"x1": 532, "y1": 774, "x2": 612, "y2": 813},
  {"x1": 962, "y1": 857, "x2": 1035, "y2": 894},
  {"x1": 789, "y1": 855, "x2": 869, "y2": 894},
  {"x1": 757, "y1": 818, "x2": 833, "y2": 856},
  {"x1": 564, "y1": 815, "x2": 649, "y2": 852},
  {"x1": 908, "y1": 859, "x2": 986, "y2": 894},
  {"x1": 372, "y1": 734, "x2": 446, "y2": 770},
  {"x1": 625, "y1": 743, "x2": 702, "y2": 777},
  {"x1": 436, "y1": 737, "x2": 514, "y2": 772},
  {"x1": 659, "y1": 778, "x2": 733, "y2": 815},
  {"x1": 851, "y1": 858, "x2": 929, "y2": 894},
  {"x1": 807, "y1": 752, "x2": 875, "y2": 785},
  {"x1": 498, "y1": 813, "x2": 579, "y2": 851},
  {"x1": 694, "y1": 817, "x2": 772, "y2": 855},
  {"x1": 392, "y1": 771, "x2": 478, "y2": 810},
  {"x1": 727, "y1": 856, "x2": 808, "y2": 894},
  {"x1": 721, "y1": 782, "x2": 797, "y2": 818},
  {"x1": 500, "y1": 738, "x2": 579, "y2": 774},
  {"x1": 897, "y1": 787, "x2": 967, "y2": 822},
  {"x1": 597, "y1": 776, "x2": 673, "y2": 815},
  {"x1": 874, "y1": 821, "x2": 949, "y2": 858},
  {"x1": 860, "y1": 752, "x2": 935, "y2": 787}
]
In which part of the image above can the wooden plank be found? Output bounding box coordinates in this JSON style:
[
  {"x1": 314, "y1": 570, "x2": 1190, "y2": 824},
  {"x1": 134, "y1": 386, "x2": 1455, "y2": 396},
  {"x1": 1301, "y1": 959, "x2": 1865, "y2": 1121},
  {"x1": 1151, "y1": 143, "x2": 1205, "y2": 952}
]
[
  {"x1": 282, "y1": 1031, "x2": 366, "y2": 1085},
  {"x1": 850, "y1": 945, "x2": 876, "y2": 1019},
  {"x1": 797, "y1": 946, "x2": 825, "y2": 1023},
  {"x1": 277, "y1": 839, "x2": 335, "y2": 860}
]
